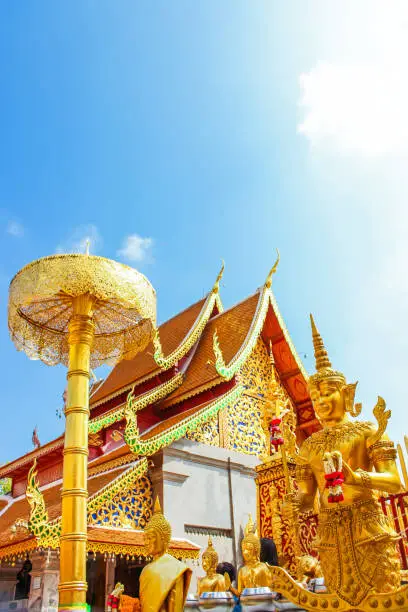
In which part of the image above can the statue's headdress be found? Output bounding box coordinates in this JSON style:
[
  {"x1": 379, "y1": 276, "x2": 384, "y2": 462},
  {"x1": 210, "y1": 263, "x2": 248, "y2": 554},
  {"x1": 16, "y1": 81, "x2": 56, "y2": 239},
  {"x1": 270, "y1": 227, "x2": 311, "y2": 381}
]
[
  {"x1": 145, "y1": 497, "x2": 172, "y2": 551},
  {"x1": 202, "y1": 536, "x2": 218, "y2": 568},
  {"x1": 308, "y1": 315, "x2": 361, "y2": 417},
  {"x1": 242, "y1": 514, "x2": 260, "y2": 558},
  {"x1": 308, "y1": 315, "x2": 346, "y2": 387}
]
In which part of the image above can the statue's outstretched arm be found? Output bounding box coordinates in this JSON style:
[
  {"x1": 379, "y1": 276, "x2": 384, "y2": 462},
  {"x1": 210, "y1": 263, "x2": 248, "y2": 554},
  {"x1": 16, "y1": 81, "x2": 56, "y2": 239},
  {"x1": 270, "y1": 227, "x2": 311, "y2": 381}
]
[
  {"x1": 295, "y1": 456, "x2": 317, "y2": 512},
  {"x1": 341, "y1": 436, "x2": 401, "y2": 494}
]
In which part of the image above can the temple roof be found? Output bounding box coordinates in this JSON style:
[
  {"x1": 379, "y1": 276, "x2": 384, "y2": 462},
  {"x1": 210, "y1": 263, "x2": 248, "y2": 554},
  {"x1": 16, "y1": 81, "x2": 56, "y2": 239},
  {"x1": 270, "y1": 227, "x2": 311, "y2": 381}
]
[
  {"x1": 90, "y1": 297, "x2": 209, "y2": 406},
  {"x1": 161, "y1": 293, "x2": 260, "y2": 407},
  {"x1": 0, "y1": 269, "x2": 317, "y2": 482},
  {"x1": 87, "y1": 526, "x2": 199, "y2": 559},
  {"x1": 0, "y1": 461, "x2": 199, "y2": 560},
  {"x1": 0, "y1": 466, "x2": 128, "y2": 554}
]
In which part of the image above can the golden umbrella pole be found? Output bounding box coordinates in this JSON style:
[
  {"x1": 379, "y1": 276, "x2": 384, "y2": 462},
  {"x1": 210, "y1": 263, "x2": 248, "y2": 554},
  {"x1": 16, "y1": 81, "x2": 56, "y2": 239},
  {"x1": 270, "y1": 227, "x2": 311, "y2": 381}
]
[
  {"x1": 59, "y1": 295, "x2": 94, "y2": 608},
  {"x1": 8, "y1": 254, "x2": 156, "y2": 611}
]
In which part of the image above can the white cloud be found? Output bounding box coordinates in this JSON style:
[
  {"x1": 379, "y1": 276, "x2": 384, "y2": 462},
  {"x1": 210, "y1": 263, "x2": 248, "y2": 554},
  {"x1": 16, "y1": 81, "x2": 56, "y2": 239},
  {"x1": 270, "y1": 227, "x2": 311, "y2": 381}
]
[
  {"x1": 295, "y1": 3, "x2": 408, "y2": 452},
  {"x1": 298, "y1": 61, "x2": 408, "y2": 156},
  {"x1": 56, "y1": 224, "x2": 102, "y2": 254},
  {"x1": 117, "y1": 234, "x2": 153, "y2": 263},
  {"x1": 6, "y1": 221, "x2": 24, "y2": 237}
]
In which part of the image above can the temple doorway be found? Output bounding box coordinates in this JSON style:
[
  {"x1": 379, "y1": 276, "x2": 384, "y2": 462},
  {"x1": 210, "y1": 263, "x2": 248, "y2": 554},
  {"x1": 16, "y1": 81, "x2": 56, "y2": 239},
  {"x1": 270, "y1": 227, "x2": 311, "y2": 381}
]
[
  {"x1": 86, "y1": 555, "x2": 106, "y2": 612},
  {"x1": 115, "y1": 558, "x2": 143, "y2": 598}
]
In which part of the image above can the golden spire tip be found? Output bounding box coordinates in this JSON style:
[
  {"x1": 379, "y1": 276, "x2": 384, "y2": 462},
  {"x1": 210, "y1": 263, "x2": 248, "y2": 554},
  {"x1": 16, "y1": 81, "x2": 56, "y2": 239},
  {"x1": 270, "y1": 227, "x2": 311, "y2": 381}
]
[
  {"x1": 153, "y1": 496, "x2": 162, "y2": 514},
  {"x1": 310, "y1": 314, "x2": 332, "y2": 371}
]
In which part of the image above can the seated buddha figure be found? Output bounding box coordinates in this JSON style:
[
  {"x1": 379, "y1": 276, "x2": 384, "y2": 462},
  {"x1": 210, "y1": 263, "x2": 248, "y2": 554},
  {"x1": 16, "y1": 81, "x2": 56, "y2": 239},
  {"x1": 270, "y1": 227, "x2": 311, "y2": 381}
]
[
  {"x1": 139, "y1": 497, "x2": 192, "y2": 612},
  {"x1": 294, "y1": 316, "x2": 401, "y2": 606},
  {"x1": 197, "y1": 537, "x2": 227, "y2": 596},
  {"x1": 229, "y1": 515, "x2": 272, "y2": 595}
]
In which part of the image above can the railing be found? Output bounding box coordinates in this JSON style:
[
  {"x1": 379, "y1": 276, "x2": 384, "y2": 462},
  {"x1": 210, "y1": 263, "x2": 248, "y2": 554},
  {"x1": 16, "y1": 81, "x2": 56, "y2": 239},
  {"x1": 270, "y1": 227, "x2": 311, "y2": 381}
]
[{"x1": 380, "y1": 491, "x2": 408, "y2": 570}]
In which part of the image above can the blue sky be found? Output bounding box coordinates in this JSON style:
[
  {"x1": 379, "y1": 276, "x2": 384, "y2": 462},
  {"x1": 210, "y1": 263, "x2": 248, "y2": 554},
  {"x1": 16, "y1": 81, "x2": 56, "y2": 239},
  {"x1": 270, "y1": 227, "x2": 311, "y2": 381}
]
[{"x1": 1, "y1": 2, "x2": 408, "y2": 465}]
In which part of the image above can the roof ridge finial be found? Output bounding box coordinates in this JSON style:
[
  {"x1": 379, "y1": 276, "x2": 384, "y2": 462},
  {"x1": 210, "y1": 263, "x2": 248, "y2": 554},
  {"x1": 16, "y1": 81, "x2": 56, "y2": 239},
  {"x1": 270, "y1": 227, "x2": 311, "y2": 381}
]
[
  {"x1": 265, "y1": 249, "x2": 280, "y2": 289},
  {"x1": 310, "y1": 314, "x2": 332, "y2": 371},
  {"x1": 212, "y1": 260, "x2": 225, "y2": 294},
  {"x1": 85, "y1": 239, "x2": 90, "y2": 256}
]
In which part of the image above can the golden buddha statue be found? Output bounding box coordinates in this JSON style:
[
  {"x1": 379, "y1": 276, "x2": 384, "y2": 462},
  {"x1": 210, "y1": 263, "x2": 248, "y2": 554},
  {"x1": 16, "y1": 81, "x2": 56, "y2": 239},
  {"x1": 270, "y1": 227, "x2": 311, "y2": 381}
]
[
  {"x1": 230, "y1": 515, "x2": 272, "y2": 595},
  {"x1": 196, "y1": 537, "x2": 227, "y2": 595},
  {"x1": 294, "y1": 315, "x2": 401, "y2": 606},
  {"x1": 139, "y1": 497, "x2": 192, "y2": 612}
]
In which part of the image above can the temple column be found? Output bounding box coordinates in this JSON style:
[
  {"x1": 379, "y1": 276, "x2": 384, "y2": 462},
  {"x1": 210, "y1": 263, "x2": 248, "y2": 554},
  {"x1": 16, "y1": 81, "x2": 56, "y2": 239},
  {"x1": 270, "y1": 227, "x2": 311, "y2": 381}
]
[
  {"x1": 104, "y1": 558, "x2": 116, "y2": 612},
  {"x1": 29, "y1": 551, "x2": 60, "y2": 612}
]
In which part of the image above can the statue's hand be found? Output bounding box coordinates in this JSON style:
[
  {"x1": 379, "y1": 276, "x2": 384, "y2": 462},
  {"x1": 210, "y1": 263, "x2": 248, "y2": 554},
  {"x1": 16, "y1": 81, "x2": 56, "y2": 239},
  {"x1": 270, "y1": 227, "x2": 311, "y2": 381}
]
[
  {"x1": 341, "y1": 460, "x2": 359, "y2": 486},
  {"x1": 282, "y1": 491, "x2": 302, "y2": 512},
  {"x1": 224, "y1": 572, "x2": 231, "y2": 590}
]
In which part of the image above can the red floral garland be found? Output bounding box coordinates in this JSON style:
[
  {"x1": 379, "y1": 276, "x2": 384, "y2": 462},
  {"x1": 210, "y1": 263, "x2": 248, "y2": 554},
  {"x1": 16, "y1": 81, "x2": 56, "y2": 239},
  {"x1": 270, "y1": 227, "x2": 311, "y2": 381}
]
[
  {"x1": 323, "y1": 451, "x2": 344, "y2": 503},
  {"x1": 270, "y1": 417, "x2": 284, "y2": 450}
]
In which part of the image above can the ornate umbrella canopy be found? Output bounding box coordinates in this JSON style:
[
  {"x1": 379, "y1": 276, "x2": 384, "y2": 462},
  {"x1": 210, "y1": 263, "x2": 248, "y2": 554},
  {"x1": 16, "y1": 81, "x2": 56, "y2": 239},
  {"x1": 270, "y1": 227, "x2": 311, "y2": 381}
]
[{"x1": 8, "y1": 254, "x2": 156, "y2": 368}]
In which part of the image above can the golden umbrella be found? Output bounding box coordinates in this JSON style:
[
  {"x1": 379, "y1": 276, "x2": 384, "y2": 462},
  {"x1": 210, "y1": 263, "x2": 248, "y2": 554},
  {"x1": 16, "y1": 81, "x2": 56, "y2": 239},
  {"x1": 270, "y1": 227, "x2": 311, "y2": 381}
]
[{"x1": 8, "y1": 253, "x2": 156, "y2": 611}]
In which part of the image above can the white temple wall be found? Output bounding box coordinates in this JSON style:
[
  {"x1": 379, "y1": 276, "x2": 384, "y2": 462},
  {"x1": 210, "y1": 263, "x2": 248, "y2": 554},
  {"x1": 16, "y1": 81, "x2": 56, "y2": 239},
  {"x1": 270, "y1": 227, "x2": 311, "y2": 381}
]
[{"x1": 162, "y1": 439, "x2": 258, "y2": 590}]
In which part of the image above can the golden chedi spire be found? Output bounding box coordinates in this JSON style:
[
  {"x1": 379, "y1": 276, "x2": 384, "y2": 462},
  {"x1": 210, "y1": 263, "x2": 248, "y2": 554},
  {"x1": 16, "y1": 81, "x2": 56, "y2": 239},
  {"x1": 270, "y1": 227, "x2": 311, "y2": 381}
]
[
  {"x1": 145, "y1": 496, "x2": 172, "y2": 551},
  {"x1": 309, "y1": 314, "x2": 346, "y2": 387}
]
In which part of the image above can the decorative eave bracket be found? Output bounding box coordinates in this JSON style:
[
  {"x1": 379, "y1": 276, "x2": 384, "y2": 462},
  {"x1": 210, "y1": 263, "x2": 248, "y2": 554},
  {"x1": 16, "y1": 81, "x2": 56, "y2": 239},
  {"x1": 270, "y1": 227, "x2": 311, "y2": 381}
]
[{"x1": 153, "y1": 261, "x2": 225, "y2": 370}]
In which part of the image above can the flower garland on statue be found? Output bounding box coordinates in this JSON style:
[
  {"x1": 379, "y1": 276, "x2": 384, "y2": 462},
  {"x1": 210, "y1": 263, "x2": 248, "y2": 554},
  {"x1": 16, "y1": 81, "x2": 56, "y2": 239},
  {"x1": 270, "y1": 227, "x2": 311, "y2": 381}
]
[
  {"x1": 323, "y1": 451, "x2": 344, "y2": 503},
  {"x1": 270, "y1": 417, "x2": 284, "y2": 450}
]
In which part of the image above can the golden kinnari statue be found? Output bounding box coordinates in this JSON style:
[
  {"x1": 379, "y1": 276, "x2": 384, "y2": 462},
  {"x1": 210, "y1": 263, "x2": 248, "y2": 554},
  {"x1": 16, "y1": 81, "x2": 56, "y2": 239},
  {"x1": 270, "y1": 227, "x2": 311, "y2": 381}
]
[
  {"x1": 230, "y1": 515, "x2": 272, "y2": 595},
  {"x1": 140, "y1": 497, "x2": 191, "y2": 612},
  {"x1": 196, "y1": 537, "x2": 227, "y2": 596},
  {"x1": 294, "y1": 316, "x2": 401, "y2": 606}
]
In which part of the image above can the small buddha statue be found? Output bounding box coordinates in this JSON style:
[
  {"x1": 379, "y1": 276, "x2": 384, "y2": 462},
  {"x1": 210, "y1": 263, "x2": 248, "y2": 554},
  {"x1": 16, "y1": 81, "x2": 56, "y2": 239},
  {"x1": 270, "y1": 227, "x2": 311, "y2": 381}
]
[
  {"x1": 139, "y1": 497, "x2": 192, "y2": 612},
  {"x1": 196, "y1": 537, "x2": 227, "y2": 596},
  {"x1": 293, "y1": 315, "x2": 402, "y2": 605},
  {"x1": 229, "y1": 515, "x2": 272, "y2": 595}
]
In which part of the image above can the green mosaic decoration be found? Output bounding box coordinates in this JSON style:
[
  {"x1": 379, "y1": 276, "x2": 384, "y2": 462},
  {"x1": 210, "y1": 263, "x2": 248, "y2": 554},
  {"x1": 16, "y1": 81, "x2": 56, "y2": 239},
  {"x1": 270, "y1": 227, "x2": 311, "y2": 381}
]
[{"x1": 124, "y1": 385, "x2": 244, "y2": 456}]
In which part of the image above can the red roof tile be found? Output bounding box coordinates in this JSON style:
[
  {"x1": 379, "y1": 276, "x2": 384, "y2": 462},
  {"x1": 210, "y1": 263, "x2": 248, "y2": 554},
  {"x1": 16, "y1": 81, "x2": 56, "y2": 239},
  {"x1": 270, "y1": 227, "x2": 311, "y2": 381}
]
[
  {"x1": 90, "y1": 297, "x2": 207, "y2": 405},
  {"x1": 161, "y1": 293, "x2": 260, "y2": 407}
]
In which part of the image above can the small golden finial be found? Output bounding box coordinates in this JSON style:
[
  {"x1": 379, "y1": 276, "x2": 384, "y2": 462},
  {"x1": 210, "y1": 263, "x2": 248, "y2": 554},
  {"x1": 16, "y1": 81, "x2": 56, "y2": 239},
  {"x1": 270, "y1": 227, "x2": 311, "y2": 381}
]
[
  {"x1": 265, "y1": 249, "x2": 280, "y2": 289},
  {"x1": 212, "y1": 260, "x2": 225, "y2": 293},
  {"x1": 269, "y1": 340, "x2": 277, "y2": 382},
  {"x1": 153, "y1": 496, "x2": 162, "y2": 514},
  {"x1": 85, "y1": 239, "x2": 90, "y2": 256},
  {"x1": 244, "y1": 514, "x2": 257, "y2": 536},
  {"x1": 310, "y1": 314, "x2": 332, "y2": 371}
]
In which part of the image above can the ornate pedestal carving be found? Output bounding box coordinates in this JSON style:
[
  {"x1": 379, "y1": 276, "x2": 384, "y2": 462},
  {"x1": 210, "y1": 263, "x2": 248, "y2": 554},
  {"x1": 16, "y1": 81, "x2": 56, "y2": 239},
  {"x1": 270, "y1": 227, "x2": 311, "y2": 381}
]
[{"x1": 256, "y1": 456, "x2": 318, "y2": 576}]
